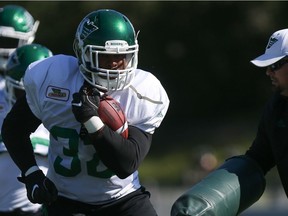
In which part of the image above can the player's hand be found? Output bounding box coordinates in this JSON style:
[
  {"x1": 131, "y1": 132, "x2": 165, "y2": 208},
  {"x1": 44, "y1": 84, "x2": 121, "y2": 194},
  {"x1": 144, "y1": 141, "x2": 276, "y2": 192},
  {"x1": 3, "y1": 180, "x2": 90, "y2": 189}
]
[
  {"x1": 71, "y1": 84, "x2": 101, "y2": 124},
  {"x1": 18, "y1": 170, "x2": 58, "y2": 204}
]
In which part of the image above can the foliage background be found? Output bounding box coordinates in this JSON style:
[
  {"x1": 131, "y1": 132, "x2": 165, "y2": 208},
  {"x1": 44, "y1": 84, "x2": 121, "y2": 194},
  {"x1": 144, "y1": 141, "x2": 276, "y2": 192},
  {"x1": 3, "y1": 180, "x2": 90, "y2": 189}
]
[{"x1": 4, "y1": 1, "x2": 288, "y2": 188}]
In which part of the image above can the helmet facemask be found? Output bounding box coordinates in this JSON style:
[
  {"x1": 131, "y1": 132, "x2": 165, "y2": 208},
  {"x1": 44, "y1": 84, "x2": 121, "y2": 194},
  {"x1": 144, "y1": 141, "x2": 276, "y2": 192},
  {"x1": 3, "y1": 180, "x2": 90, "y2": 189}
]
[
  {"x1": 0, "y1": 21, "x2": 39, "y2": 71},
  {"x1": 77, "y1": 40, "x2": 138, "y2": 91},
  {"x1": 0, "y1": 19, "x2": 39, "y2": 44}
]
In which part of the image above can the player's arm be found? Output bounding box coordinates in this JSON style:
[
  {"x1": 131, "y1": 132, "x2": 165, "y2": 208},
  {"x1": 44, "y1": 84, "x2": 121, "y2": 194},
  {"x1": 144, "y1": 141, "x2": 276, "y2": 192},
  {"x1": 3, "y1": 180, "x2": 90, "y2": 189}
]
[
  {"x1": 2, "y1": 93, "x2": 58, "y2": 204},
  {"x1": 72, "y1": 84, "x2": 153, "y2": 179},
  {"x1": 90, "y1": 125, "x2": 152, "y2": 179},
  {"x1": 2, "y1": 93, "x2": 41, "y2": 173},
  {"x1": 245, "y1": 104, "x2": 275, "y2": 174}
]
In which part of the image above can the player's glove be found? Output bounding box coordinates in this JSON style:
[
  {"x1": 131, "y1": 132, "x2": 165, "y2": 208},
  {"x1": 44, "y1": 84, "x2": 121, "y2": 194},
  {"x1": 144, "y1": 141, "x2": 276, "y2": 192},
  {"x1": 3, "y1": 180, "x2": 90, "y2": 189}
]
[
  {"x1": 18, "y1": 170, "x2": 58, "y2": 204},
  {"x1": 71, "y1": 84, "x2": 101, "y2": 124}
]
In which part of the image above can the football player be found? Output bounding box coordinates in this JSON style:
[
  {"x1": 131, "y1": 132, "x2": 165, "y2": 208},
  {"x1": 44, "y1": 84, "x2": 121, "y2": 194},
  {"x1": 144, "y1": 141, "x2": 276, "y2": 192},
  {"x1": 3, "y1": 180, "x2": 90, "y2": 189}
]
[
  {"x1": 2, "y1": 9, "x2": 170, "y2": 216},
  {"x1": 0, "y1": 4, "x2": 39, "y2": 133},
  {"x1": 0, "y1": 5, "x2": 49, "y2": 216},
  {"x1": 0, "y1": 43, "x2": 52, "y2": 215}
]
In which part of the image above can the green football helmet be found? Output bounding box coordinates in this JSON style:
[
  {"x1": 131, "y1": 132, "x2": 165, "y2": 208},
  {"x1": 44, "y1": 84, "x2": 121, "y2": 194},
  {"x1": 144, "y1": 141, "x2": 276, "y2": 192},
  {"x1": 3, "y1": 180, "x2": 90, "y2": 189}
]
[
  {"x1": 0, "y1": 5, "x2": 39, "y2": 71},
  {"x1": 73, "y1": 9, "x2": 139, "y2": 91},
  {"x1": 5, "y1": 43, "x2": 52, "y2": 106}
]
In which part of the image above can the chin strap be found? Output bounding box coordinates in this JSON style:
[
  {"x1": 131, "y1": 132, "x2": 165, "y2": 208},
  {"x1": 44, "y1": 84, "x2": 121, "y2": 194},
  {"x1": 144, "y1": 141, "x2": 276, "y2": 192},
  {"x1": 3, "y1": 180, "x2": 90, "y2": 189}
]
[{"x1": 129, "y1": 85, "x2": 163, "y2": 104}]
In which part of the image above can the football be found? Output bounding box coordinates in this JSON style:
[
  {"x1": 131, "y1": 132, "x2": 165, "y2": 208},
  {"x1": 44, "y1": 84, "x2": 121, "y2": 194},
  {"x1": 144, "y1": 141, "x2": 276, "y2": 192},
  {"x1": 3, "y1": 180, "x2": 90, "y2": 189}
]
[{"x1": 98, "y1": 95, "x2": 128, "y2": 138}]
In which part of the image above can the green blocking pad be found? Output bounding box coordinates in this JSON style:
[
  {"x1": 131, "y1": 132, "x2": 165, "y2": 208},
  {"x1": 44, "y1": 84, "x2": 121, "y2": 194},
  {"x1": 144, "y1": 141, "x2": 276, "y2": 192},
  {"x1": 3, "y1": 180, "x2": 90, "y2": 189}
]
[{"x1": 171, "y1": 155, "x2": 266, "y2": 216}]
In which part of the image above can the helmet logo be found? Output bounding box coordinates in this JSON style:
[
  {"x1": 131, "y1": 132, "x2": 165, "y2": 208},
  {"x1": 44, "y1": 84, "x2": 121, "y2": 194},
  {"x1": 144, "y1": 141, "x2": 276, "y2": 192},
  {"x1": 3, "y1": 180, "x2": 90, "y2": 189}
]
[
  {"x1": 8, "y1": 53, "x2": 20, "y2": 69},
  {"x1": 79, "y1": 18, "x2": 99, "y2": 40},
  {"x1": 266, "y1": 36, "x2": 278, "y2": 49},
  {"x1": 23, "y1": 11, "x2": 34, "y2": 31}
]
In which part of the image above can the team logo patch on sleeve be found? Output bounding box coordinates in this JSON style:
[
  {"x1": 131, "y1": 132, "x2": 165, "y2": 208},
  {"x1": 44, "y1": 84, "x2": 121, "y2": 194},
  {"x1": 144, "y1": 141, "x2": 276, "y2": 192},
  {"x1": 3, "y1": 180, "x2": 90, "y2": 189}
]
[{"x1": 46, "y1": 85, "x2": 70, "y2": 101}]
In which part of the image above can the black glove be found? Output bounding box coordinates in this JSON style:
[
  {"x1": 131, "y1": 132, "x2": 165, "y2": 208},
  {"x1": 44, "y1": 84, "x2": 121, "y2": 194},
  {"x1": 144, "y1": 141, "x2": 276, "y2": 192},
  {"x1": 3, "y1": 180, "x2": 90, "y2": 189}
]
[
  {"x1": 18, "y1": 170, "x2": 58, "y2": 204},
  {"x1": 71, "y1": 84, "x2": 100, "y2": 124}
]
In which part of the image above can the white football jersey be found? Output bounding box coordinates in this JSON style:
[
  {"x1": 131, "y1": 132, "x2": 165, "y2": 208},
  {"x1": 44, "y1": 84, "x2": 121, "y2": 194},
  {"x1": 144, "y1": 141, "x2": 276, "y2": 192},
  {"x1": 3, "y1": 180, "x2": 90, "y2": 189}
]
[
  {"x1": 0, "y1": 74, "x2": 50, "y2": 212},
  {"x1": 0, "y1": 75, "x2": 9, "y2": 134},
  {"x1": 24, "y1": 54, "x2": 169, "y2": 204}
]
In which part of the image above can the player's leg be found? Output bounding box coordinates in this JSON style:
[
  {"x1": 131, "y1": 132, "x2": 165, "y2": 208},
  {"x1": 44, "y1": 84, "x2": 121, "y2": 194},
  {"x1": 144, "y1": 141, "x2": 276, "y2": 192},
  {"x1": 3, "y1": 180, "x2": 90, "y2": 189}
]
[
  {"x1": 101, "y1": 186, "x2": 157, "y2": 216},
  {"x1": 42, "y1": 197, "x2": 75, "y2": 216}
]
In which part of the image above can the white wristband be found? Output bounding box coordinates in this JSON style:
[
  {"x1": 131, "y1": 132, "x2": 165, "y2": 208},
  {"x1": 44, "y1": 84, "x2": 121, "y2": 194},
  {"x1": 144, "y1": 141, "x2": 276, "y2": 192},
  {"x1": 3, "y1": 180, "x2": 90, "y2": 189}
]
[
  {"x1": 84, "y1": 116, "x2": 104, "y2": 133},
  {"x1": 25, "y1": 166, "x2": 40, "y2": 177}
]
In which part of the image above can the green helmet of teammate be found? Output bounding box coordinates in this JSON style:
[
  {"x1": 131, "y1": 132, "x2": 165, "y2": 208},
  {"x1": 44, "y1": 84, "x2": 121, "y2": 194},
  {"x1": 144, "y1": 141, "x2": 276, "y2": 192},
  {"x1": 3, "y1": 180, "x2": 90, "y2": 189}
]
[
  {"x1": 5, "y1": 43, "x2": 52, "y2": 106},
  {"x1": 0, "y1": 5, "x2": 39, "y2": 71},
  {"x1": 73, "y1": 9, "x2": 139, "y2": 91}
]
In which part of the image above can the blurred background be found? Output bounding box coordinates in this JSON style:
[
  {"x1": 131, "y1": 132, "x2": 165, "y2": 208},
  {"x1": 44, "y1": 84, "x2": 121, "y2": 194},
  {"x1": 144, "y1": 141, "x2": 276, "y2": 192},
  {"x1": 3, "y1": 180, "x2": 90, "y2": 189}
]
[{"x1": 3, "y1": 1, "x2": 288, "y2": 215}]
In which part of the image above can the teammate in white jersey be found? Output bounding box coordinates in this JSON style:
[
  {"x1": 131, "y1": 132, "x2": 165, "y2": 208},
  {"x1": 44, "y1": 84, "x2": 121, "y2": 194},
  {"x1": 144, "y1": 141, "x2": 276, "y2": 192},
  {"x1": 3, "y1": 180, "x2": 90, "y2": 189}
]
[
  {"x1": 2, "y1": 9, "x2": 170, "y2": 216},
  {"x1": 0, "y1": 4, "x2": 39, "y2": 116},
  {"x1": 0, "y1": 5, "x2": 51, "y2": 216},
  {"x1": 0, "y1": 43, "x2": 52, "y2": 216}
]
